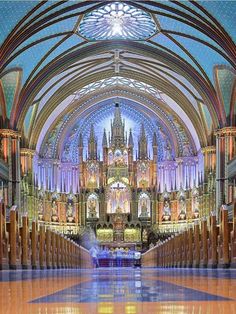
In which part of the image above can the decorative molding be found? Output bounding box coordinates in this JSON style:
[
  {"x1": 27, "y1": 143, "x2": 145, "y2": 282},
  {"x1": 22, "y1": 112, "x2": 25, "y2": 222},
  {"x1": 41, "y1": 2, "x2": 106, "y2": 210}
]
[
  {"x1": 214, "y1": 127, "x2": 236, "y2": 137},
  {"x1": 0, "y1": 129, "x2": 21, "y2": 139}
]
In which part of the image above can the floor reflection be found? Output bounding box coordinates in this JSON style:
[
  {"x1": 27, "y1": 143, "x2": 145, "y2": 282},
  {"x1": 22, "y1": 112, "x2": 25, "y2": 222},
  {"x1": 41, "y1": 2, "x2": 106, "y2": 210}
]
[{"x1": 0, "y1": 268, "x2": 236, "y2": 314}]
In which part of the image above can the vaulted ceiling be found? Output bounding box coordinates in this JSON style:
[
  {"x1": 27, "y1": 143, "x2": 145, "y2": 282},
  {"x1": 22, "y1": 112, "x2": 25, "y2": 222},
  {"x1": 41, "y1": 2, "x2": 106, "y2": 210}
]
[{"x1": 0, "y1": 0, "x2": 235, "y2": 159}]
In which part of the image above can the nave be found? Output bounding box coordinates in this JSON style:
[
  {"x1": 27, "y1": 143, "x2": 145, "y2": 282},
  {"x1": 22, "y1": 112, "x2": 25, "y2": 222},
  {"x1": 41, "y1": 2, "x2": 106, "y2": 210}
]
[{"x1": 1, "y1": 268, "x2": 236, "y2": 314}]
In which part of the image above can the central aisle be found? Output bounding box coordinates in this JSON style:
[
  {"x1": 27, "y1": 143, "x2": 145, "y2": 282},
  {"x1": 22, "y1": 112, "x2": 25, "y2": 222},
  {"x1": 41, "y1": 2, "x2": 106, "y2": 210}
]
[{"x1": 0, "y1": 268, "x2": 236, "y2": 313}]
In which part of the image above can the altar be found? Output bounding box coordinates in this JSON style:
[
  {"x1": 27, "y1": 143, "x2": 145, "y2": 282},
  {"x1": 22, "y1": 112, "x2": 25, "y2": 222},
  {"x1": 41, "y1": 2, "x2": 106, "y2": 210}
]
[{"x1": 96, "y1": 213, "x2": 141, "y2": 244}]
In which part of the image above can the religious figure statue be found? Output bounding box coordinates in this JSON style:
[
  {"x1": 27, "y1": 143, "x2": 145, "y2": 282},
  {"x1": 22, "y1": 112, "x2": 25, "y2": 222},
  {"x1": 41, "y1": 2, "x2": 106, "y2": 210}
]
[
  {"x1": 193, "y1": 194, "x2": 200, "y2": 218},
  {"x1": 179, "y1": 198, "x2": 186, "y2": 220},
  {"x1": 67, "y1": 203, "x2": 73, "y2": 216},
  {"x1": 88, "y1": 197, "x2": 97, "y2": 218},
  {"x1": 182, "y1": 142, "x2": 192, "y2": 157},
  {"x1": 163, "y1": 200, "x2": 171, "y2": 215},
  {"x1": 51, "y1": 200, "x2": 58, "y2": 222},
  {"x1": 140, "y1": 198, "x2": 148, "y2": 217},
  {"x1": 42, "y1": 129, "x2": 57, "y2": 158},
  {"x1": 38, "y1": 199, "x2": 44, "y2": 220},
  {"x1": 163, "y1": 140, "x2": 172, "y2": 161},
  {"x1": 162, "y1": 200, "x2": 171, "y2": 221},
  {"x1": 62, "y1": 144, "x2": 71, "y2": 162},
  {"x1": 67, "y1": 203, "x2": 74, "y2": 222}
]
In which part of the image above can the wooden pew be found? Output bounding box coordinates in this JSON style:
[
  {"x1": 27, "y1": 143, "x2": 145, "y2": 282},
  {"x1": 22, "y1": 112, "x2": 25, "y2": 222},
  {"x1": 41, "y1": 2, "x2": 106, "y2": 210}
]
[
  {"x1": 20, "y1": 216, "x2": 29, "y2": 269},
  {"x1": 193, "y1": 221, "x2": 200, "y2": 268},
  {"x1": 218, "y1": 206, "x2": 231, "y2": 268},
  {"x1": 187, "y1": 226, "x2": 193, "y2": 267},
  {"x1": 31, "y1": 221, "x2": 38, "y2": 269},
  {"x1": 230, "y1": 201, "x2": 236, "y2": 267},
  {"x1": 39, "y1": 225, "x2": 46, "y2": 269},
  {"x1": 200, "y1": 218, "x2": 208, "y2": 268},
  {"x1": 0, "y1": 202, "x2": 9, "y2": 269},
  {"x1": 208, "y1": 213, "x2": 218, "y2": 268},
  {"x1": 46, "y1": 229, "x2": 51, "y2": 269},
  {"x1": 8, "y1": 207, "x2": 21, "y2": 269}
]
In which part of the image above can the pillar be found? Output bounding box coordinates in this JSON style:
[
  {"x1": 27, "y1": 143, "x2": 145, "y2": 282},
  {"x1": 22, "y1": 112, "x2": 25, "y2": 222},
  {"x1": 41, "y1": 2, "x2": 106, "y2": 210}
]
[
  {"x1": 215, "y1": 127, "x2": 236, "y2": 220},
  {"x1": 0, "y1": 130, "x2": 21, "y2": 208}
]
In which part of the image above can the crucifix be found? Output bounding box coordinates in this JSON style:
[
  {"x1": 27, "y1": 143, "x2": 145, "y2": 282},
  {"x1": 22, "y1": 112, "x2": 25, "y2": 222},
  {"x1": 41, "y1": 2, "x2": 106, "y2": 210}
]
[{"x1": 111, "y1": 183, "x2": 124, "y2": 211}]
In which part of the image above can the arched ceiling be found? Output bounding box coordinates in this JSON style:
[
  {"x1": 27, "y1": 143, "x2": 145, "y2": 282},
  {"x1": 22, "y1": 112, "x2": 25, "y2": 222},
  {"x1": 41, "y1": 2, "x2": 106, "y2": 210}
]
[{"x1": 0, "y1": 0, "x2": 235, "y2": 154}]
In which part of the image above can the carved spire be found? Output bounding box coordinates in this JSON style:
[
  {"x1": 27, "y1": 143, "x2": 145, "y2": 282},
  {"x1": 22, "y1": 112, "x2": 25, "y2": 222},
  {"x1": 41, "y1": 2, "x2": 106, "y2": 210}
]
[
  {"x1": 138, "y1": 123, "x2": 148, "y2": 159},
  {"x1": 128, "y1": 128, "x2": 134, "y2": 147},
  {"x1": 152, "y1": 131, "x2": 158, "y2": 161},
  {"x1": 102, "y1": 128, "x2": 108, "y2": 147},
  {"x1": 111, "y1": 103, "x2": 125, "y2": 147},
  {"x1": 88, "y1": 124, "x2": 97, "y2": 160}
]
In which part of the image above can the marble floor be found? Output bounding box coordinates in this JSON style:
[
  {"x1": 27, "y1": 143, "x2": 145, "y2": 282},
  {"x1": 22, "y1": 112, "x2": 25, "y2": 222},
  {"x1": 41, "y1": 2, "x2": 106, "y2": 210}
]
[{"x1": 0, "y1": 268, "x2": 236, "y2": 313}]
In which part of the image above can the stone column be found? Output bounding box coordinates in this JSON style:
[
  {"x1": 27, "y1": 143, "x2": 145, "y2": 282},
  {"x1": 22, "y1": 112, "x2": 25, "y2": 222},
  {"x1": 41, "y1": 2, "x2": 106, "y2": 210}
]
[
  {"x1": 0, "y1": 130, "x2": 21, "y2": 208},
  {"x1": 215, "y1": 127, "x2": 236, "y2": 220},
  {"x1": 20, "y1": 148, "x2": 35, "y2": 218}
]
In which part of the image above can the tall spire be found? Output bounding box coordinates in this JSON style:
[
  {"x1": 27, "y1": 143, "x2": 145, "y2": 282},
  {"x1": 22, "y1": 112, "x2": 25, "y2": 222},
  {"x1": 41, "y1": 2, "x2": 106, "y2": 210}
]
[
  {"x1": 88, "y1": 124, "x2": 97, "y2": 160},
  {"x1": 78, "y1": 132, "x2": 83, "y2": 162},
  {"x1": 102, "y1": 128, "x2": 108, "y2": 147},
  {"x1": 89, "y1": 124, "x2": 95, "y2": 142},
  {"x1": 113, "y1": 103, "x2": 123, "y2": 126},
  {"x1": 110, "y1": 103, "x2": 125, "y2": 147},
  {"x1": 128, "y1": 129, "x2": 134, "y2": 147},
  {"x1": 152, "y1": 131, "x2": 158, "y2": 158},
  {"x1": 138, "y1": 124, "x2": 148, "y2": 159}
]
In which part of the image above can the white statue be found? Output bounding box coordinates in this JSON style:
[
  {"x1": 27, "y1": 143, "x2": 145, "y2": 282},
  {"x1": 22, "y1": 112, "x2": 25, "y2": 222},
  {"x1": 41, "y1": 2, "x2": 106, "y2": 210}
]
[
  {"x1": 164, "y1": 140, "x2": 172, "y2": 161},
  {"x1": 67, "y1": 203, "x2": 73, "y2": 217},
  {"x1": 182, "y1": 142, "x2": 192, "y2": 157},
  {"x1": 163, "y1": 200, "x2": 171, "y2": 215}
]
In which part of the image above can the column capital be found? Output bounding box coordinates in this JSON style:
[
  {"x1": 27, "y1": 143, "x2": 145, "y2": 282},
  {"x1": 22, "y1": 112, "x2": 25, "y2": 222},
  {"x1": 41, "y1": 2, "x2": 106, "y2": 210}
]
[
  {"x1": 175, "y1": 157, "x2": 183, "y2": 164},
  {"x1": 0, "y1": 129, "x2": 21, "y2": 139},
  {"x1": 201, "y1": 146, "x2": 216, "y2": 154},
  {"x1": 20, "y1": 148, "x2": 35, "y2": 156},
  {"x1": 214, "y1": 127, "x2": 236, "y2": 137}
]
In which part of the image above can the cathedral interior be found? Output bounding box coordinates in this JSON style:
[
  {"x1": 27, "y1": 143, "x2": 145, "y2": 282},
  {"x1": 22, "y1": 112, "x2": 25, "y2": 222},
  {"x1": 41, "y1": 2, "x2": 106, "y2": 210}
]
[{"x1": 0, "y1": 1, "x2": 236, "y2": 313}]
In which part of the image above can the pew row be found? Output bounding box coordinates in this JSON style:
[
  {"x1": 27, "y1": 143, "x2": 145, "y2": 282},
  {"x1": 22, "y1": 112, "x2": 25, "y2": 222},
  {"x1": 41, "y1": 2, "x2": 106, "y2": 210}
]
[
  {"x1": 142, "y1": 203, "x2": 236, "y2": 269},
  {"x1": 0, "y1": 204, "x2": 92, "y2": 270}
]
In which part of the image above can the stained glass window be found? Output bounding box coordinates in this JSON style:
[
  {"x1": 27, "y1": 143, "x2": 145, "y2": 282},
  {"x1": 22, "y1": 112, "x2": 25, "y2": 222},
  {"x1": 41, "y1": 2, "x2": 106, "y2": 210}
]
[{"x1": 79, "y1": 2, "x2": 157, "y2": 41}]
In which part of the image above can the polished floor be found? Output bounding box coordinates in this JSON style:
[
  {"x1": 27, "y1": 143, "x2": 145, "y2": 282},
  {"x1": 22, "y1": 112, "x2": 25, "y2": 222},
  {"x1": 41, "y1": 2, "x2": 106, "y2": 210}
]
[{"x1": 1, "y1": 268, "x2": 236, "y2": 313}]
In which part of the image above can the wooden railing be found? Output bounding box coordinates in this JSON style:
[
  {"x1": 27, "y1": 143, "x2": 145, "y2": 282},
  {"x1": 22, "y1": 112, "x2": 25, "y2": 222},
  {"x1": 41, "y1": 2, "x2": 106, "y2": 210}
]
[
  {"x1": 142, "y1": 202, "x2": 236, "y2": 269},
  {"x1": 0, "y1": 203, "x2": 92, "y2": 270}
]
